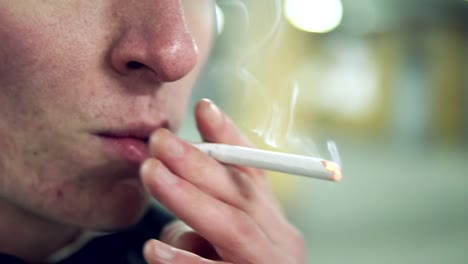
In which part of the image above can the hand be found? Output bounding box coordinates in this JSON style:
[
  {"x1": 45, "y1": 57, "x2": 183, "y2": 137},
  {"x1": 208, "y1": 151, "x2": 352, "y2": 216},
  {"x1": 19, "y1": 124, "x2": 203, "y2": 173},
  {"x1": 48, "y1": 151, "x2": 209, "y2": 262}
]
[{"x1": 140, "y1": 99, "x2": 305, "y2": 264}]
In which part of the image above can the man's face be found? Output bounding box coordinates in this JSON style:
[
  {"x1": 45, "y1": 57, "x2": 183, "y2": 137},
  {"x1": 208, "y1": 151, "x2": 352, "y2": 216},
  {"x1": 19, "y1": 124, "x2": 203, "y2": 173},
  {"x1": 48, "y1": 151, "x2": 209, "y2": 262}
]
[{"x1": 0, "y1": 0, "x2": 214, "y2": 230}]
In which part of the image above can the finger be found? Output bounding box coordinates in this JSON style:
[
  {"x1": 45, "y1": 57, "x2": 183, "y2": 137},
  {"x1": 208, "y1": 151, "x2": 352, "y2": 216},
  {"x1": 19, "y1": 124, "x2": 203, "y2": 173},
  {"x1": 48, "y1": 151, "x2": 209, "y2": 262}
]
[
  {"x1": 143, "y1": 239, "x2": 230, "y2": 264},
  {"x1": 195, "y1": 99, "x2": 266, "y2": 179},
  {"x1": 149, "y1": 128, "x2": 260, "y2": 211},
  {"x1": 140, "y1": 159, "x2": 283, "y2": 263},
  {"x1": 148, "y1": 130, "x2": 297, "y2": 252},
  {"x1": 195, "y1": 99, "x2": 281, "y2": 217},
  {"x1": 195, "y1": 100, "x2": 304, "y2": 253}
]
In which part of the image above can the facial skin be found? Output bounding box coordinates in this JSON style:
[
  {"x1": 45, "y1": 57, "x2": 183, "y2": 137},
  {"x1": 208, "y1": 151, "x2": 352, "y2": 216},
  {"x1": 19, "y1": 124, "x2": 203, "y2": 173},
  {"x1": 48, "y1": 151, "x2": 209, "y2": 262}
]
[{"x1": 0, "y1": 0, "x2": 214, "y2": 259}]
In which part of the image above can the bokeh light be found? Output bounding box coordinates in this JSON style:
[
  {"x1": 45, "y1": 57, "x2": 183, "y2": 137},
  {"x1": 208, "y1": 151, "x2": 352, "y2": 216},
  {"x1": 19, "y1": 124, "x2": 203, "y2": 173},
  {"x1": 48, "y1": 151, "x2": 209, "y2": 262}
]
[
  {"x1": 284, "y1": 0, "x2": 343, "y2": 33},
  {"x1": 215, "y1": 3, "x2": 225, "y2": 35}
]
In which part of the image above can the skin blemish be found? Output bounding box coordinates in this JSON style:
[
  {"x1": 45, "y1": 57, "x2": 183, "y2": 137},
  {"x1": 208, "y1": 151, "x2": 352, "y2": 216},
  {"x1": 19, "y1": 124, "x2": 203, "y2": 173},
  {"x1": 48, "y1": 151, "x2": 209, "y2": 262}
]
[{"x1": 55, "y1": 189, "x2": 64, "y2": 199}]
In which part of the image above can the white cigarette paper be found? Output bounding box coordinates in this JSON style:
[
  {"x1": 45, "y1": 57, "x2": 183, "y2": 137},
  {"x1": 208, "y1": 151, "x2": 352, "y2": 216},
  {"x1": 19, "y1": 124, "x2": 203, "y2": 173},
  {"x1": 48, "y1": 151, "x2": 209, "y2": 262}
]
[{"x1": 193, "y1": 143, "x2": 342, "y2": 182}]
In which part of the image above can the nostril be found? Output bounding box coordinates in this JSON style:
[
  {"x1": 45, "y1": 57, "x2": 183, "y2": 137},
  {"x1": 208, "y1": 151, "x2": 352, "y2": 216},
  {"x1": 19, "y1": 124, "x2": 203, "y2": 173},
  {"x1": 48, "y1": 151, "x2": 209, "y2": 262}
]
[{"x1": 127, "y1": 61, "x2": 145, "y2": 70}]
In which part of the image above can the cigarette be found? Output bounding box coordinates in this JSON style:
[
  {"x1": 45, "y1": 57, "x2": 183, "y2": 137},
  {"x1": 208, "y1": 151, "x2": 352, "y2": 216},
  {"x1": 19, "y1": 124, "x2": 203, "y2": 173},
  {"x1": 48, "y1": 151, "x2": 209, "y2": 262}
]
[{"x1": 193, "y1": 143, "x2": 342, "y2": 182}]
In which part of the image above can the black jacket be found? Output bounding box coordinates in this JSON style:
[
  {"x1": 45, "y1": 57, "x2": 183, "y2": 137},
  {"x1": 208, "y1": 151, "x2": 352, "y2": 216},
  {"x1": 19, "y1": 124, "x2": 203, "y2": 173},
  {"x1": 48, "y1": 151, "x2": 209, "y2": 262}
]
[{"x1": 0, "y1": 206, "x2": 175, "y2": 264}]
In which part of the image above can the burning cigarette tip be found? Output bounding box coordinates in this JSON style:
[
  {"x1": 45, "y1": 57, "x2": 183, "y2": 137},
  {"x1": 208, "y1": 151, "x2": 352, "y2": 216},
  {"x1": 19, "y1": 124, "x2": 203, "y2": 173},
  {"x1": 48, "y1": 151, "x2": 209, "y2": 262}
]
[{"x1": 323, "y1": 160, "x2": 343, "y2": 182}]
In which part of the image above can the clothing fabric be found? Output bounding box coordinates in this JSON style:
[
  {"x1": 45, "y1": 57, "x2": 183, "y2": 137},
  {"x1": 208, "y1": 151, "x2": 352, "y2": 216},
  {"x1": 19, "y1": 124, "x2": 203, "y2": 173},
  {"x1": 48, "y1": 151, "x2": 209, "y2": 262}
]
[{"x1": 0, "y1": 206, "x2": 175, "y2": 264}]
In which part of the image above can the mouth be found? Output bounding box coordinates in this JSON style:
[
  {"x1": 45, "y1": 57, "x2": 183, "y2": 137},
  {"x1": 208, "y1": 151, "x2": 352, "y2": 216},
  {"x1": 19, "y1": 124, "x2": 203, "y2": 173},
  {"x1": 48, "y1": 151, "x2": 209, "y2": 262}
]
[{"x1": 95, "y1": 125, "x2": 163, "y2": 165}]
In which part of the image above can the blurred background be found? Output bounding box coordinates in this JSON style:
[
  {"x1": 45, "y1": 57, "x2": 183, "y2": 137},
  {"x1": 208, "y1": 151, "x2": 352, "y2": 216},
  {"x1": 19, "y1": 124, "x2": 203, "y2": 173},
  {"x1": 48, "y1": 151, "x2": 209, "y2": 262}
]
[{"x1": 180, "y1": 0, "x2": 468, "y2": 263}]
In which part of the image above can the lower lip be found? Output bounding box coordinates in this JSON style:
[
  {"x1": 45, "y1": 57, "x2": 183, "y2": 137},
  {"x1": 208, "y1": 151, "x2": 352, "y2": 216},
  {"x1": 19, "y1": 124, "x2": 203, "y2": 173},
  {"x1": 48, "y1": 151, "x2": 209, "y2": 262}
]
[{"x1": 98, "y1": 136, "x2": 149, "y2": 164}]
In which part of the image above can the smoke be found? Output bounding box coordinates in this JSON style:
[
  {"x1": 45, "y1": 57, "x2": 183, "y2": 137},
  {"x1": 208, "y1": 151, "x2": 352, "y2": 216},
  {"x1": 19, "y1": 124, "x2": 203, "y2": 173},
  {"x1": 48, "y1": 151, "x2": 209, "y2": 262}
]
[{"x1": 211, "y1": 0, "x2": 337, "y2": 160}]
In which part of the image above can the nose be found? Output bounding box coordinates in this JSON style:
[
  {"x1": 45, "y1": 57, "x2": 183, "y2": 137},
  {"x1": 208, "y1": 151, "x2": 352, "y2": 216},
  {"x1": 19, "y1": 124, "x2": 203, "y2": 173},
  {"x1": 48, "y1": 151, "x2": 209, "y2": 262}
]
[{"x1": 109, "y1": 1, "x2": 199, "y2": 83}]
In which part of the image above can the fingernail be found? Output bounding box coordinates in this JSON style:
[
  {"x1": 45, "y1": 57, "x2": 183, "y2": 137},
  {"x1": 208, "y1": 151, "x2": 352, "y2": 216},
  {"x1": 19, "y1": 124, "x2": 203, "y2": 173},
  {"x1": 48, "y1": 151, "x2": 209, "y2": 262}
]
[
  {"x1": 204, "y1": 99, "x2": 223, "y2": 127},
  {"x1": 151, "y1": 130, "x2": 184, "y2": 157},
  {"x1": 141, "y1": 159, "x2": 177, "y2": 186},
  {"x1": 140, "y1": 158, "x2": 155, "y2": 179},
  {"x1": 155, "y1": 241, "x2": 176, "y2": 261},
  {"x1": 166, "y1": 135, "x2": 184, "y2": 158},
  {"x1": 147, "y1": 240, "x2": 176, "y2": 261}
]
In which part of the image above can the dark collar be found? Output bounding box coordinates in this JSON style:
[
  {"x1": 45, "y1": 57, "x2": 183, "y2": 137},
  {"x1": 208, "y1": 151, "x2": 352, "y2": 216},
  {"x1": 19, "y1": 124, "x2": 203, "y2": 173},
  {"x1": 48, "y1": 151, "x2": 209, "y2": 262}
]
[
  {"x1": 0, "y1": 254, "x2": 25, "y2": 264},
  {"x1": 1, "y1": 205, "x2": 175, "y2": 264}
]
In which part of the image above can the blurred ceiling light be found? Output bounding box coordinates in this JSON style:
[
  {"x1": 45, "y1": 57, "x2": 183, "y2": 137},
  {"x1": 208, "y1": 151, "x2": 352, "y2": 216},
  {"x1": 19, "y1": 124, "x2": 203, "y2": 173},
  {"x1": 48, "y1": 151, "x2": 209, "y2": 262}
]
[
  {"x1": 284, "y1": 0, "x2": 343, "y2": 33},
  {"x1": 215, "y1": 4, "x2": 225, "y2": 35}
]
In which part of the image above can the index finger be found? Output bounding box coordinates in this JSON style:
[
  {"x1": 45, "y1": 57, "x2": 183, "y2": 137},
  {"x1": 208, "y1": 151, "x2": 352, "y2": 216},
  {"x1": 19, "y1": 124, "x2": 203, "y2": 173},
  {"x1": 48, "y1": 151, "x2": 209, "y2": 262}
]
[{"x1": 195, "y1": 99, "x2": 267, "y2": 181}]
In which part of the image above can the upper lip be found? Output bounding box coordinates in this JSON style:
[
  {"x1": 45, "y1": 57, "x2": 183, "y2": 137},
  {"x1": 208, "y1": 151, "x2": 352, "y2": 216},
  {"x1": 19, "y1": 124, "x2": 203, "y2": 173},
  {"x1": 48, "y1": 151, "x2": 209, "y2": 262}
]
[{"x1": 95, "y1": 122, "x2": 169, "y2": 142}]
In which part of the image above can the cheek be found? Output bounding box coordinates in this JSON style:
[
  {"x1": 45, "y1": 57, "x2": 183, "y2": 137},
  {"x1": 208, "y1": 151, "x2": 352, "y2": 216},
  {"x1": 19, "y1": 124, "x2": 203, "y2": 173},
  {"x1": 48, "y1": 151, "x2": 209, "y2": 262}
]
[
  {"x1": 0, "y1": 8, "x2": 59, "y2": 76},
  {"x1": 0, "y1": 11, "x2": 76, "y2": 166},
  {"x1": 0, "y1": 8, "x2": 94, "y2": 211},
  {"x1": 0, "y1": 14, "x2": 69, "y2": 118},
  {"x1": 0, "y1": 7, "x2": 110, "y2": 143},
  {"x1": 0, "y1": 6, "x2": 103, "y2": 102},
  {"x1": 166, "y1": 57, "x2": 210, "y2": 131}
]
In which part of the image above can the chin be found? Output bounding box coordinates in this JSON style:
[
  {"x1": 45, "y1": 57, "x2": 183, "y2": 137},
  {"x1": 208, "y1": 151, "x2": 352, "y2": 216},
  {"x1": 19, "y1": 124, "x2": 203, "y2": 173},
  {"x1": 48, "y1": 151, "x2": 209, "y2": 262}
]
[
  {"x1": 106, "y1": 179, "x2": 150, "y2": 230},
  {"x1": 76, "y1": 178, "x2": 151, "y2": 232}
]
